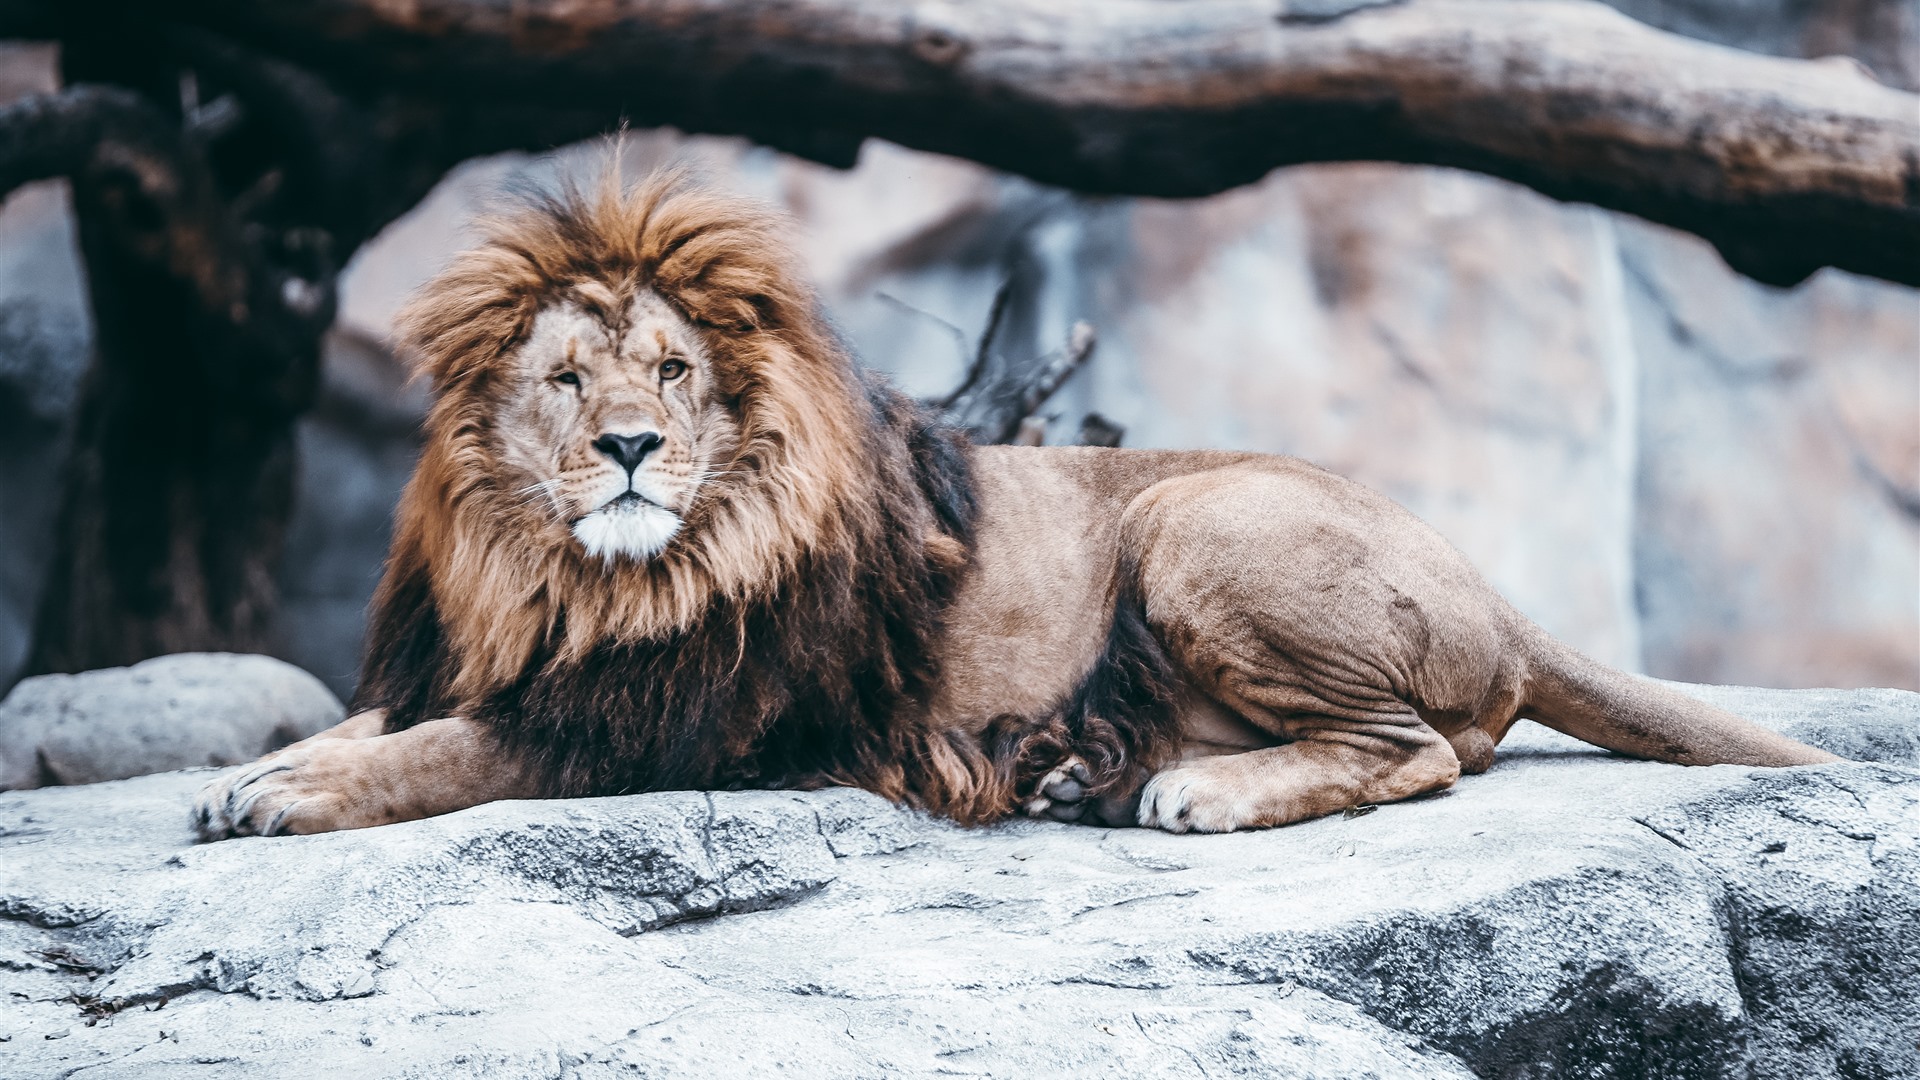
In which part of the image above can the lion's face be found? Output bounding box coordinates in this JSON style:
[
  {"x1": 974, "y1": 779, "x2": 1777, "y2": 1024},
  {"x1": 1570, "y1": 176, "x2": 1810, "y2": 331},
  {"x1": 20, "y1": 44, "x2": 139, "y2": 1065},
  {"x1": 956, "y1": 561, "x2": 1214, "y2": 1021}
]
[
  {"x1": 490, "y1": 289, "x2": 739, "y2": 562},
  {"x1": 396, "y1": 175, "x2": 878, "y2": 664}
]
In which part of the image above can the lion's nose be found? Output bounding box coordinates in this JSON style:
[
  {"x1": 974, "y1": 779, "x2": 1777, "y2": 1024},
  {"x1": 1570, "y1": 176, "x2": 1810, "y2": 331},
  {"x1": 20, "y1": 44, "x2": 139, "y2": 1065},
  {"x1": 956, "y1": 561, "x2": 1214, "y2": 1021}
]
[{"x1": 593, "y1": 431, "x2": 664, "y2": 475}]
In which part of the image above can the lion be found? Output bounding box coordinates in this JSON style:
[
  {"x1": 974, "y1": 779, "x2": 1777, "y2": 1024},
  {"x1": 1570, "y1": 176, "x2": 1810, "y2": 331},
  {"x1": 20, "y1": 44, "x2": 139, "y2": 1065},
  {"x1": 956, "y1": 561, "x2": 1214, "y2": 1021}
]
[{"x1": 192, "y1": 171, "x2": 1838, "y2": 841}]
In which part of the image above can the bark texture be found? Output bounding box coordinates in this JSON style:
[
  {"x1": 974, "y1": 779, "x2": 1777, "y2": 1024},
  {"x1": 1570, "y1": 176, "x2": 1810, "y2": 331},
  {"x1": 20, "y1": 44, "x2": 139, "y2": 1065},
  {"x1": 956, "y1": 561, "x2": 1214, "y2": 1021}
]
[
  {"x1": 0, "y1": 85, "x2": 323, "y2": 673},
  {"x1": 0, "y1": 15, "x2": 609, "y2": 676},
  {"x1": 88, "y1": 0, "x2": 1920, "y2": 287}
]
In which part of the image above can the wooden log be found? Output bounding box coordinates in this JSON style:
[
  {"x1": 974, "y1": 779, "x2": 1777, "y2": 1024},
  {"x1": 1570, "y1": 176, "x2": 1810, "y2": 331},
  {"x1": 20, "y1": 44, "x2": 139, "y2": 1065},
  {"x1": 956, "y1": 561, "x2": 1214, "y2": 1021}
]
[
  {"x1": 91, "y1": 0, "x2": 1920, "y2": 286},
  {"x1": 0, "y1": 85, "x2": 324, "y2": 675}
]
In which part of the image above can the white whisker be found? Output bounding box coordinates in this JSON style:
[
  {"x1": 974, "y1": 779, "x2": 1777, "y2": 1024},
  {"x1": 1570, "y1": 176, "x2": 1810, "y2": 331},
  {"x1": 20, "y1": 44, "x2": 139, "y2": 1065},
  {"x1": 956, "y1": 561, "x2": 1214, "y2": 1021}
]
[{"x1": 509, "y1": 478, "x2": 567, "y2": 520}]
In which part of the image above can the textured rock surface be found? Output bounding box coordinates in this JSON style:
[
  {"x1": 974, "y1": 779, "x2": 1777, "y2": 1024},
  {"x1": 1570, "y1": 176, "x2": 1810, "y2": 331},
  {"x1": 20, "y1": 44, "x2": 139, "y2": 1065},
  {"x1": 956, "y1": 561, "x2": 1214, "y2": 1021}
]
[
  {"x1": 1623, "y1": 221, "x2": 1920, "y2": 689},
  {"x1": 0, "y1": 654, "x2": 344, "y2": 791},
  {"x1": 1, "y1": 684, "x2": 1914, "y2": 1078}
]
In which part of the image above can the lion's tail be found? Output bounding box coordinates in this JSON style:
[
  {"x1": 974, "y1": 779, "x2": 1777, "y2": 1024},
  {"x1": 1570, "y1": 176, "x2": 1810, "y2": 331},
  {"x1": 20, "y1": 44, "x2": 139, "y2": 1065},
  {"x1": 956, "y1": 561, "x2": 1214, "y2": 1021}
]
[{"x1": 1517, "y1": 626, "x2": 1840, "y2": 767}]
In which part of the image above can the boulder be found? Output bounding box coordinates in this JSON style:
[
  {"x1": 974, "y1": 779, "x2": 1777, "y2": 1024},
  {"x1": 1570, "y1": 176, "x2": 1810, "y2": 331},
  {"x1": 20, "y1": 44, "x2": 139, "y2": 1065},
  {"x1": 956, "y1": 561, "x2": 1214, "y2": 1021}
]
[
  {"x1": 0, "y1": 653, "x2": 345, "y2": 791},
  {"x1": 0, "y1": 683, "x2": 1914, "y2": 1078}
]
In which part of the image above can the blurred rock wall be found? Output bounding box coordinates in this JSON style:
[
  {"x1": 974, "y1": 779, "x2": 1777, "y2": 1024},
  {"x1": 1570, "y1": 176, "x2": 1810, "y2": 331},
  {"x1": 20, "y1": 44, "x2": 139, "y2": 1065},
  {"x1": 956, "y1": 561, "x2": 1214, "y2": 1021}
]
[{"x1": 2, "y1": 6, "x2": 1915, "y2": 701}]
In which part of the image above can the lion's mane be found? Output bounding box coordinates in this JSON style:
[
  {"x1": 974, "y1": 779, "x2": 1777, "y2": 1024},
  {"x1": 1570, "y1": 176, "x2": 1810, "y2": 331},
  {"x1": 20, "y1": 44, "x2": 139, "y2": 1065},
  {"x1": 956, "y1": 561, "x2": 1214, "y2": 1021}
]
[{"x1": 348, "y1": 172, "x2": 1038, "y2": 821}]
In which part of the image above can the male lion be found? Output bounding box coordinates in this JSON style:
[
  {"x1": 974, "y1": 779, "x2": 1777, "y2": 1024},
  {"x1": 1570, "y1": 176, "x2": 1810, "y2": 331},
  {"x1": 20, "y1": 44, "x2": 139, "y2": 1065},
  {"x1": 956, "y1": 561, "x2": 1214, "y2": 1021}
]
[{"x1": 193, "y1": 173, "x2": 1837, "y2": 841}]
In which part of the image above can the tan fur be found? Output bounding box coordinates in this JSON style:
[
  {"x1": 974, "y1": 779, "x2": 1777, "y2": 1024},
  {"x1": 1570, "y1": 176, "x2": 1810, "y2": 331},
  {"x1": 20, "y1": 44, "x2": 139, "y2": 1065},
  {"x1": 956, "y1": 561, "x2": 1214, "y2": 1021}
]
[
  {"x1": 193, "y1": 713, "x2": 540, "y2": 837},
  {"x1": 192, "y1": 174, "x2": 1840, "y2": 841},
  {"x1": 982, "y1": 453, "x2": 1838, "y2": 831}
]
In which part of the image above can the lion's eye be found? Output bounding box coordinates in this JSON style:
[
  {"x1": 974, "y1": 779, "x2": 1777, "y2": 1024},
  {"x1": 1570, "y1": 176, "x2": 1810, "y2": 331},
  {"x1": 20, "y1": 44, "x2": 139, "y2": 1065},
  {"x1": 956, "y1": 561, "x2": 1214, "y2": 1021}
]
[
  {"x1": 659, "y1": 359, "x2": 687, "y2": 382},
  {"x1": 553, "y1": 371, "x2": 581, "y2": 388}
]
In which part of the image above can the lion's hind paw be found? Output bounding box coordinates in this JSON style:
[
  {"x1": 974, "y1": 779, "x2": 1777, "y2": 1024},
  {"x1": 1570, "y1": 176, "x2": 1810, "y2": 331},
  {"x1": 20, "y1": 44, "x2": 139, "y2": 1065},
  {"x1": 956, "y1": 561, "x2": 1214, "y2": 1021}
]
[
  {"x1": 1023, "y1": 756, "x2": 1142, "y2": 828},
  {"x1": 1024, "y1": 758, "x2": 1093, "y2": 822}
]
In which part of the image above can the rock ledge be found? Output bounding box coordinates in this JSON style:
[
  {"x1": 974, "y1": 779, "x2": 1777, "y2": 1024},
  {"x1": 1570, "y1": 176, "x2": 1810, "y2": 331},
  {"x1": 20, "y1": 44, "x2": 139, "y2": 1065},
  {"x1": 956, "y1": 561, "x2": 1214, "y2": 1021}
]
[{"x1": 1, "y1": 682, "x2": 1915, "y2": 1078}]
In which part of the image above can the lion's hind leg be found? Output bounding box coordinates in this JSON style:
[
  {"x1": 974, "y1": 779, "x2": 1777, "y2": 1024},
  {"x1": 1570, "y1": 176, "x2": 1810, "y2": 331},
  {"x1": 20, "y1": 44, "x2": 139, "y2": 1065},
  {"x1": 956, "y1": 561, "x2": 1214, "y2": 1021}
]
[
  {"x1": 1119, "y1": 464, "x2": 1523, "y2": 832},
  {"x1": 1136, "y1": 706, "x2": 1463, "y2": 833}
]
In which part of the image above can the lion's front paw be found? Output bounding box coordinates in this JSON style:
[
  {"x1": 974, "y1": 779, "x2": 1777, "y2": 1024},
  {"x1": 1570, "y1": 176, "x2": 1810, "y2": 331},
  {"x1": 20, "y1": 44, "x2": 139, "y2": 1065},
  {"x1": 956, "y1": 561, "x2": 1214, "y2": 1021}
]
[
  {"x1": 1137, "y1": 760, "x2": 1263, "y2": 833},
  {"x1": 190, "y1": 746, "x2": 358, "y2": 842}
]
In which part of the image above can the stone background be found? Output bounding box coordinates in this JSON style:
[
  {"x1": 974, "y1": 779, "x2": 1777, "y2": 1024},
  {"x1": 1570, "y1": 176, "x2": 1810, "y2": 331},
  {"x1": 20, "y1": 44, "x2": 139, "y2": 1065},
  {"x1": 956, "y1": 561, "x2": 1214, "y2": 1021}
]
[{"x1": 1, "y1": 0, "x2": 1915, "y2": 701}]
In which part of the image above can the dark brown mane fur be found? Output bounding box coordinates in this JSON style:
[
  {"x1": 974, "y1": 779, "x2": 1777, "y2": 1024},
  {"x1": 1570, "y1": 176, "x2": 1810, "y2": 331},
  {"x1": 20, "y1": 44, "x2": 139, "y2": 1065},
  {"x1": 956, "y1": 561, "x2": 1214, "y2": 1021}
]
[{"x1": 347, "y1": 171, "x2": 1065, "y2": 821}]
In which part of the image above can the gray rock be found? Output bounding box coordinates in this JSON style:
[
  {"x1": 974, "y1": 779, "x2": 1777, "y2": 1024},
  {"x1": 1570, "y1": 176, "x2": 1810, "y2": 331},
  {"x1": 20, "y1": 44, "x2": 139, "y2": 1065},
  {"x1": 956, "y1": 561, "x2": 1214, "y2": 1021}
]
[
  {"x1": 0, "y1": 683, "x2": 1913, "y2": 1078},
  {"x1": 1660, "y1": 680, "x2": 1920, "y2": 767},
  {"x1": 0, "y1": 653, "x2": 344, "y2": 791}
]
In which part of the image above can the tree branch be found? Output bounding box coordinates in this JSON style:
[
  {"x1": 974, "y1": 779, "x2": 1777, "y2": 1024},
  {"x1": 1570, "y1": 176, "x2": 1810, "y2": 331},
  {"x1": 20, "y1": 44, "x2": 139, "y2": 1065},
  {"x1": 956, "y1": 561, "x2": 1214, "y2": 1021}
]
[
  {"x1": 939, "y1": 319, "x2": 1100, "y2": 445},
  {"x1": 0, "y1": 87, "x2": 223, "y2": 291},
  {"x1": 931, "y1": 276, "x2": 1015, "y2": 414},
  {"x1": 0, "y1": 84, "x2": 331, "y2": 387},
  {"x1": 52, "y1": 0, "x2": 1917, "y2": 287}
]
